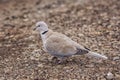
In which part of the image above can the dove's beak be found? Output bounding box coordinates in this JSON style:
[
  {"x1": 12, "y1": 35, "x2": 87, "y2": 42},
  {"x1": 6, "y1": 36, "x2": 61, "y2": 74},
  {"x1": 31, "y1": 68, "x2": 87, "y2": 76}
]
[{"x1": 33, "y1": 27, "x2": 37, "y2": 31}]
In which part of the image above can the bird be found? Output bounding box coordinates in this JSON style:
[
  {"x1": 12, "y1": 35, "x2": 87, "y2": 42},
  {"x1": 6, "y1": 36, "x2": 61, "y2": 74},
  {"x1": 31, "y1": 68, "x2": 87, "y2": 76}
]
[{"x1": 34, "y1": 21, "x2": 108, "y2": 63}]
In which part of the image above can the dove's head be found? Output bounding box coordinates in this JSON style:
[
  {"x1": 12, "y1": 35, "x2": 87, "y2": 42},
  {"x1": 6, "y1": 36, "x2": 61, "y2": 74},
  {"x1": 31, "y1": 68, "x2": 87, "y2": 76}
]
[{"x1": 34, "y1": 21, "x2": 49, "y2": 33}]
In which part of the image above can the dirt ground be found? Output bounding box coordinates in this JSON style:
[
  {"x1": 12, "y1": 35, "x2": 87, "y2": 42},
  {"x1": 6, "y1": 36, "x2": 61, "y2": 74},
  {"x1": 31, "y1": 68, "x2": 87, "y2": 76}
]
[{"x1": 0, "y1": 0, "x2": 120, "y2": 80}]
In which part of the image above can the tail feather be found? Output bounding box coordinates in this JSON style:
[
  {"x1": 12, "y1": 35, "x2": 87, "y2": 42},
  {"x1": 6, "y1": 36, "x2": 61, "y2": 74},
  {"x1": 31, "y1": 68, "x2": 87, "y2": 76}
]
[{"x1": 86, "y1": 51, "x2": 108, "y2": 59}]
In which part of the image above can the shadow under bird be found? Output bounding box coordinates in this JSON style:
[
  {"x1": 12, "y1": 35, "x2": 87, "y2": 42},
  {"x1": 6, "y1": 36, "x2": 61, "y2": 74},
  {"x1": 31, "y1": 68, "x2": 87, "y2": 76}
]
[{"x1": 34, "y1": 21, "x2": 108, "y2": 63}]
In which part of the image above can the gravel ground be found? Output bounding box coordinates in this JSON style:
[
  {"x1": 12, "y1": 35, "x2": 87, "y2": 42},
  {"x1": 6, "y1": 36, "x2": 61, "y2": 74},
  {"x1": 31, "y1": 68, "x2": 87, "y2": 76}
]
[{"x1": 0, "y1": 0, "x2": 120, "y2": 80}]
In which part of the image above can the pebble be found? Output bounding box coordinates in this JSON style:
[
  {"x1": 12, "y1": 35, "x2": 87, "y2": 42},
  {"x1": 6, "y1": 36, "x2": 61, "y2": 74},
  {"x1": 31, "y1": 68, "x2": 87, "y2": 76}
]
[
  {"x1": 106, "y1": 72, "x2": 114, "y2": 80},
  {"x1": 100, "y1": 78, "x2": 106, "y2": 80},
  {"x1": 53, "y1": 79, "x2": 58, "y2": 80},
  {"x1": 73, "y1": 79, "x2": 78, "y2": 80},
  {"x1": 23, "y1": 18, "x2": 29, "y2": 22},
  {"x1": 30, "y1": 56, "x2": 35, "y2": 60},
  {"x1": 32, "y1": 49, "x2": 41, "y2": 56},
  {"x1": 0, "y1": 43, "x2": 2, "y2": 47},
  {"x1": 0, "y1": 77, "x2": 5, "y2": 80},
  {"x1": 85, "y1": 64, "x2": 94, "y2": 68},
  {"x1": 37, "y1": 64, "x2": 44, "y2": 68},
  {"x1": 115, "y1": 73, "x2": 120, "y2": 78},
  {"x1": 113, "y1": 56, "x2": 119, "y2": 61},
  {"x1": 78, "y1": 33, "x2": 84, "y2": 37}
]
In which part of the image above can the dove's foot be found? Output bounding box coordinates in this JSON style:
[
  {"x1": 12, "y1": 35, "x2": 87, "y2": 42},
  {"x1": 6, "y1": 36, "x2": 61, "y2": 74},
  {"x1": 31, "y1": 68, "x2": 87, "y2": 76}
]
[
  {"x1": 58, "y1": 59, "x2": 64, "y2": 64},
  {"x1": 50, "y1": 56, "x2": 59, "y2": 64},
  {"x1": 51, "y1": 56, "x2": 58, "y2": 61},
  {"x1": 57, "y1": 57, "x2": 68, "y2": 64},
  {"x1": 51, "y1": 56, "x2": 68, "y2": 64}
]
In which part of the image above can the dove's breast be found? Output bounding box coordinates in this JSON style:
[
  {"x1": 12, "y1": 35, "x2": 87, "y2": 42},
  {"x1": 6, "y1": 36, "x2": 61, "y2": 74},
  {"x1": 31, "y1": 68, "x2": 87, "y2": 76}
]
[{"x1": 44, "y1": 34, "x2": 77, "y2": 57}]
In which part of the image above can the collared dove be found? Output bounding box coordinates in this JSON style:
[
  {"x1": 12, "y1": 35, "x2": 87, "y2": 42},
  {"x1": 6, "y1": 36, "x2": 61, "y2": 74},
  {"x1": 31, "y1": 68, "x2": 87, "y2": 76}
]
[{"x1": 34, "y1": 21, "x2": 108, "y2": 63}]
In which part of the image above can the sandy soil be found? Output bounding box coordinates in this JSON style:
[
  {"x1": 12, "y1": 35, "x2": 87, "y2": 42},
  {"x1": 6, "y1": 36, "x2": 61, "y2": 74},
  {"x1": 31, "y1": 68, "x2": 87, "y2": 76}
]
[{"x1": 0, "y1": 0, "x2": 120, "y2": 80}]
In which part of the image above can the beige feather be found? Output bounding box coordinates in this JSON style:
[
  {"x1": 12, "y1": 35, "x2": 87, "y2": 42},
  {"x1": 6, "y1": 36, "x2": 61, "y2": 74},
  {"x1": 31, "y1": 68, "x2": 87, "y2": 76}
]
[{"x1": 34, "y1": 21, "x2": 108, "y2": 60}]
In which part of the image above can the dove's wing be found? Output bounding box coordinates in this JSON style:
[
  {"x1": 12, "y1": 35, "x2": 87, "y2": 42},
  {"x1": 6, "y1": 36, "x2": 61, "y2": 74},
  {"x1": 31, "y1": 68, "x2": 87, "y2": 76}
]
[
  {"x1": 44, "y1": 32, "x2": 88, "y2": 57},
  {"x1": 70, "y1": 40, "x2": 89, "y2": 55},
  {"x1": 44, "y1": 32, "x2": 77, "y2": 57}
]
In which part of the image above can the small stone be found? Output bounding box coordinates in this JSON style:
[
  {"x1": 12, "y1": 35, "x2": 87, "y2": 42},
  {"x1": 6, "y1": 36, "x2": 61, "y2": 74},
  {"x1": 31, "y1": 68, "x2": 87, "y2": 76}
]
[
  {"x1": 30, "y1": 56, "x2": 39, "y2": 61},
  {"x1": 53, "y1": 79, "x2": 58, "y2": 80},
  {"x1": 32, "y1": 50, "x2": 41, "y2": 57},
  {"x1": 4, "y1": 68, "x2": 11, "y2": 73},
  {"x1": 37, "y1": 64, "x2": 43, "y2": 68},
  {"x1": 63, "y1": 66, "x2": 70, "y2": 70},
  {"x1": 106, "y1": 72, "x2": 114, "y2": 80},
  {"x1": 100, "y1": 78, "x2": 106, "y2": 80},
  {"x1": 113, "y1": 56, "x2": 119, "y2": 61},
  {"x1": 23, "y1": 18, "x2": 29, "y2": 22},
  {"x1": 78, "y1": 33, "x2": 84, "y2": 37},
  {"x1": 0, "y1": 43, "x2": 2, "y2": 47},
  {"x1": 0, "y1": 77, "x2": 5, "y2": 80},
  {"x1": 28, "y1": 35, "x2": 35, "y2": 40},
  {"x1": 11, "y1": 15, "x2": 17, "y2": 19},
  {"x1": 30, "y1": 56, "x2": 35, "y2": 60},
  {"x1": 28, "y1": 44, "x2": 36, "y2": 48},
  {"x1": 73, "y1": 79, "x2": 78, "y2": 80},
  {"x1": 115, "y1": 73, "x2": 120, "y2": 78},
  {"x1": 85, "y1": 64, "x2": 94, "y2": 68},
  {"x1": 86, "y1": 6, "x2": 93, "y2": 10}
]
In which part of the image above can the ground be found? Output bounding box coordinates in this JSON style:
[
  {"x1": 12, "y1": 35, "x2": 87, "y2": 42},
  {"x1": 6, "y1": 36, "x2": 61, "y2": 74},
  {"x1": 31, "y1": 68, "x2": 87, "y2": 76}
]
[{"x1": 0, "y1": 0, "x2": 120, "y2": 80}]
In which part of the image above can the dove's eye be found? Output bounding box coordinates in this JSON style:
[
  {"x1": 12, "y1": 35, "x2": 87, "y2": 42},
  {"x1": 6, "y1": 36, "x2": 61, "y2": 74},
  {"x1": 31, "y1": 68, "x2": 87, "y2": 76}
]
[{"x1": 38, "y1": 25, "x2": 41, "y2": 27}]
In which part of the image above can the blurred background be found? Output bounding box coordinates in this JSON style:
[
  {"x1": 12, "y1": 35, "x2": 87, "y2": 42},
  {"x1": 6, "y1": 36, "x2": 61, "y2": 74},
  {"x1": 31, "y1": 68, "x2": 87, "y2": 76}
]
[{"x1": 0, "y1": 0, "x2": 120, "y2": 80}]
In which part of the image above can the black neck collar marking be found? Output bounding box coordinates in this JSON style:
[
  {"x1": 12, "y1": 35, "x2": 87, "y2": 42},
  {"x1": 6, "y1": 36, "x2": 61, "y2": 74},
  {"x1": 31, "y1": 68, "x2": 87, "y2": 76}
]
[{"x1": 42, "y1": 30, "x2": 48, "y2": 35}]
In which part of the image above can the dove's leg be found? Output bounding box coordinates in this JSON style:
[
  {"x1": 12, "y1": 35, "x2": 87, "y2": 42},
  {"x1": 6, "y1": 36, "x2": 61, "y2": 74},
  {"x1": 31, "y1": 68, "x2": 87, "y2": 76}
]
[
  {"x1": 47, "y1": 56, "x2": 57, "y2": 63},
  {"x1": 51, "y1": 56, "x2": 58, "y2": 61},
  {"x1": 58, "y1": 57, "x2": 64, "y2": 64},
  {"x1": 49, "y1": 56, "x2": 58, "y2": 63},
  {"x1": 58, "y1": 57, "x2": 68, "y2": 64}
]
